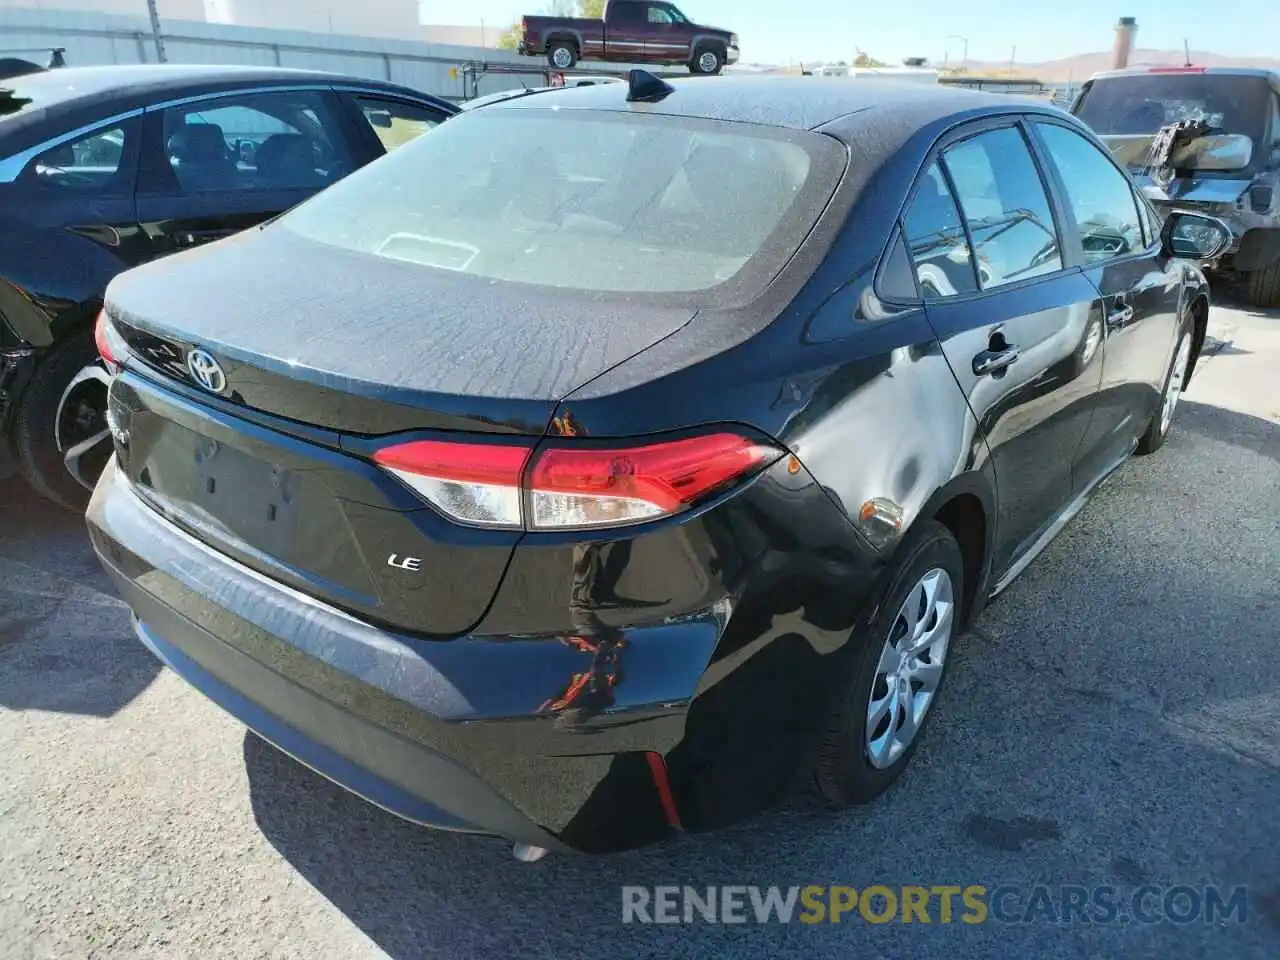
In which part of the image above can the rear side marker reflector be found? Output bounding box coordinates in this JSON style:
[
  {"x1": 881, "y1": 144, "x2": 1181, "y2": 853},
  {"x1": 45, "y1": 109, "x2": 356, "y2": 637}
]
[
  {"x1": 94, "y1": 310, "x2": 128, "y2": 371},
  {"x1": 372, "y1": 432, "x2": 781, "y2": 531}
]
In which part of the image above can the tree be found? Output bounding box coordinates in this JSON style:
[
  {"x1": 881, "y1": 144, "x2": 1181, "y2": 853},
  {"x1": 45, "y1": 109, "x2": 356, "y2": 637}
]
[
  {"x1": 579, "y1": 0, "x2": 606, "y2": 16},
  {"x1": 496, "y1": 24, "x2": 522, "y2": 49}
]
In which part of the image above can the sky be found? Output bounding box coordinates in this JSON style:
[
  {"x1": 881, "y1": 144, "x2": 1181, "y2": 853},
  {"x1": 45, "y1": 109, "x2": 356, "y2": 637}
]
[{"x1": 418, "y1": 0, "x2": 1280, "y2": 67}]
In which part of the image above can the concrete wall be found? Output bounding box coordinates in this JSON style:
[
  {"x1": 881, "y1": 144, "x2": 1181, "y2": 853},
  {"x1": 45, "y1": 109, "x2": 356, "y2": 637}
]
[{"x1": 0, "y1": 5, "x2": 550, "y2": 100}]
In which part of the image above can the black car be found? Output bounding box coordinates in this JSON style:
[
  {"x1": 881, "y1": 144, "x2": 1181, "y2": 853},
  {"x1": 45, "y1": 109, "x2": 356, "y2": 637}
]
[
  {"x1": 0, "y1": 65, "x2": 456, "y2": 509},
  {"x1": 88, "y1": 74, "x2": 1230, "y2": 856}
]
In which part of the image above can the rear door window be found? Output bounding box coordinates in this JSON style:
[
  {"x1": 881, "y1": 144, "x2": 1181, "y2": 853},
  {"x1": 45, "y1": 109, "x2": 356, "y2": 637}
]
[
  {"x1": 154, "y1": 89, "x2": 355, "y2": 193},
  {"x1": 901, "y1": 162, "x2": 978, "y2": 300},
  {"x1": 942, "y1": 126, "x2": 1062, "y2": 288},
  {"x1": 1034, "y1": 122, "x2": 1146, "y2": 263}
]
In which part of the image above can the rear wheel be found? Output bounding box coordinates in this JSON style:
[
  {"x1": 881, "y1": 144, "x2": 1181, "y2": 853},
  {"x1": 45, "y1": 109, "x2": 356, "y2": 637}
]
[
  {"x1": 690, "y1": 44, "x2": 724, "y2": 75},
  {"x1": 810, "y1": 521, "x2": 964, "y2": 806},
  {"x1": 547, "y1": 41, "x2": 578, "y2": 70},
  {"x1": 1245, "y1": 259, "x2": 1280, "y2": 308},
  {"x1": 15, "y1": 329, "x2": 113, "y2": 511}
]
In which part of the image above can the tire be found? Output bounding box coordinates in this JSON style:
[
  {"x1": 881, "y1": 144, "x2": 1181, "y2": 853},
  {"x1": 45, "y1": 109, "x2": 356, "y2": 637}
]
[
  {"x1": 1245, "y1": 259, "x2": 1280, "y2": 308},
  {"x1": 14, "y1": 329, "x2": 113, "y2": 512},
  {"x1": 547, "y1": 41, "x2": 577, "y2": 70},
  {"x1": 810, "y1": 520, "x2": 965, "y2": 807},
  {"x1": 1136, "y1": 325, "x2": 1193, "y2": 456},
  {"x1": 690, "y1": 44, "x2": 724, "y2": 75}
]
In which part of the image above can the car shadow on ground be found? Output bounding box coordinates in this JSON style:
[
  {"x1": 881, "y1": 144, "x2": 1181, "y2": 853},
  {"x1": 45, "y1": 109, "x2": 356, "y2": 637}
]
[
  {"x1": 0, "y1": 478, "x2": 158, "y2": 717},
  {"x1": 243, "y1": 402, "x2": 1280, "y2": 959}
]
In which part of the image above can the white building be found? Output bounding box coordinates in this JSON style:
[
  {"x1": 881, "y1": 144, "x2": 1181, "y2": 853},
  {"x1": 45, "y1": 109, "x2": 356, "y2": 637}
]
[{"x1": 0, "y1": 0, "x2": 502, "y2": 45}]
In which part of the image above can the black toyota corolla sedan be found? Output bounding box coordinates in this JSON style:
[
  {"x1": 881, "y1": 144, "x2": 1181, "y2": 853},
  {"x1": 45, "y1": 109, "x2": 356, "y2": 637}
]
[
  {"x1": 88, "y1": 73, "x2": 1230, "y2": 856},
  {"x1": 0, "y1": 64, "x2": 456, "y2": 510}
]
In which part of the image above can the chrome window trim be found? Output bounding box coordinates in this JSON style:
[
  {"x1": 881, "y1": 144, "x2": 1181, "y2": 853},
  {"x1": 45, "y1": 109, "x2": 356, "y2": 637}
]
[
  {"x1": 139, "y1": 83, "x2": 331, "y2": 113},
  {"x1": 0, "y1": 82, "x2": 428, "y2": 184}
]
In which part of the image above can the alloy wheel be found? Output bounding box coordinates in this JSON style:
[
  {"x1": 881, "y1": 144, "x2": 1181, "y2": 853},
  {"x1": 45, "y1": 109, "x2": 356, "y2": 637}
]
[
  {"x1": 865, "y1": 567, "x2": 955, "y2": 770},
  {"x1": 698, "y1": 51, "x2": 720, "y2": 73},
  {"x1": 552, "y1": 47, "x2": 573, "y2": 69},
  {"x1": 54, "y1": 361, "x2": 114, "y2": 491},
  {"x1": 1159, "y1": 335, "x2": 1192, "y2": 436}
]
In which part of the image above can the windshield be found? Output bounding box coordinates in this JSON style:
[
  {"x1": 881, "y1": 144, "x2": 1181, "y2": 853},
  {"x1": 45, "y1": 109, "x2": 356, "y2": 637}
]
[
  {"x1": 1074, "y1": 74, "x2": 1273, "y2": 148},
  {"x1": 278, "y1": 109, "x2": 843, "y2": 299}
]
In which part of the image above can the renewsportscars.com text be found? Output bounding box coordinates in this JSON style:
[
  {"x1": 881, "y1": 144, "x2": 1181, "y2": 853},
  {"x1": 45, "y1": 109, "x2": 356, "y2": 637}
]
[{"x1": 620, "y1": 884, "x2": 1249, "y2": 925}]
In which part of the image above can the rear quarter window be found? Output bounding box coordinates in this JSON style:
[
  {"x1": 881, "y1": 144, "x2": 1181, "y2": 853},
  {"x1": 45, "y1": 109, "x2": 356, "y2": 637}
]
[{"x1": 276, "y1": 109, "x2": 846, "y2": 302}]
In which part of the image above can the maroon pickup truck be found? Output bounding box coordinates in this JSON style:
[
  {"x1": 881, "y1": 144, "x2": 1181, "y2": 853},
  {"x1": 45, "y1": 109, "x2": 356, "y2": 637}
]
[{"x1": 519, "y1": 0, "x2": 738, "y2": 75}]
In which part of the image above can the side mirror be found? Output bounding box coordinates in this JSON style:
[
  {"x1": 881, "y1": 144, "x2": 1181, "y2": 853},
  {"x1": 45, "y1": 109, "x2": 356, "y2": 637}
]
[
  {"x1": 367, "y1": 110, "x2": 394, "y2": 129},
  {"x1": 1161, "y1": 210, "x2": 1232, "y2": 262}
]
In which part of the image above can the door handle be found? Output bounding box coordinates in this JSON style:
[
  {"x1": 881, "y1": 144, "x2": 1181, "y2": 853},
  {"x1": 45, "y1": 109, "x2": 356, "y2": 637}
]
[
  {"x1": 972, "y1": 345, "x2": 1021, "y2": 377},
  {"x1": 1107, "y1": 298, "x2": 1135, "y2": 330},
  {"x1": 175, "y1": 229, "x2": 234, "y2": 248}
]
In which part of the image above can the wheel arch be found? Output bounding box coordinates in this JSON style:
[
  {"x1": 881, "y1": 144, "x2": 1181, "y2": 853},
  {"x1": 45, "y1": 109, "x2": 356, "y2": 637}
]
[
  {"x1": 544, "y1": 31, "x2": 582, "y2": 52},
  {"x1": 915, "y1": 473, "x2": 996, "y2": 629},
  {"x1": 1186, "y1": 291, "x2": 1209, "y2": 384}
]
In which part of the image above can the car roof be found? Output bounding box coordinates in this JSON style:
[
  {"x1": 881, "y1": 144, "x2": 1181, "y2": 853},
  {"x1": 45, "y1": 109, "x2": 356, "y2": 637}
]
[
  {"x1": 1086, "y1": 66, "x2": 1280, "y2": 83},
  {"x1": 5, "y1": 64, "x2": 365, "y2": 99},
  {"x1": 489, "y1": 74, "x2": 1056, "y2": 135},
  {"x1": 0, "y1": 64, "x2": 450, "y2": 153}
]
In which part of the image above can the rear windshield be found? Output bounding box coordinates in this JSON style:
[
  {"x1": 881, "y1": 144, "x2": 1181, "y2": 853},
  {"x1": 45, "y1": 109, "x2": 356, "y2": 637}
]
[
  {"x1": 1074, "y1": 74, "x2": 1273, "y2": 145},
  {"x1": 277, "y1": 108, "x2": 845, "y2": 299}
]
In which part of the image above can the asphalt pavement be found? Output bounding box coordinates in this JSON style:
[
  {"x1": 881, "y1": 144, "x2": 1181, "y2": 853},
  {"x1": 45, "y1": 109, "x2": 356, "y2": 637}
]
[{"x1": 1, "y1": 301, "x2": 1277, "y2": 960}]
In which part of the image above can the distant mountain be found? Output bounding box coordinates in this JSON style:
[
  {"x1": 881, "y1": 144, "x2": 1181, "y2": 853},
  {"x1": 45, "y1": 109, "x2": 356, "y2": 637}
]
[{"x1": 957, "y1": 48, "x2": 1280, "y2": 83}]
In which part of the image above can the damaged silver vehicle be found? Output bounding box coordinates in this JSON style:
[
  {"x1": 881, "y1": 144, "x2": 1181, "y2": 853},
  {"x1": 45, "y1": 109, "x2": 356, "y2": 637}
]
[{"x1": 1072, "y1": 66, "x2": 1280, "y2": 307}]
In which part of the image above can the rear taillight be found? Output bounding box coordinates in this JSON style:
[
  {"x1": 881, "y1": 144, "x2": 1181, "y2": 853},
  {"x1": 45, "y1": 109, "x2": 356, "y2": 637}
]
[
  {"x1": 529, "y1": 433, "x2": 777, "y2": 529},
  {"x1": 94, "y1": 309, "x2": 128, "y2": 372},
  {"x1": 372, "y1": 432, "x2": 780, "y2": 531},
  {"x1": 372, "y1": 440, "x2": 529, "y2": 528}
]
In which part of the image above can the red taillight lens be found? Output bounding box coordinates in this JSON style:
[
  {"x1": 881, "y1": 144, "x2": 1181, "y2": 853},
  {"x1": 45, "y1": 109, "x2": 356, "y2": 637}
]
[
  {"x1": 94, "y1": 309, "x2": 127, "y2": 370},
  {"x1": 371, "y1": 432, "x2": 780, "y2": 531},
  {"x1": 528, "y1": 433, "x2": 779, "y2": 529},
  {"x1": 372, "y1": 439, "x2": 532, "y2": 528}
]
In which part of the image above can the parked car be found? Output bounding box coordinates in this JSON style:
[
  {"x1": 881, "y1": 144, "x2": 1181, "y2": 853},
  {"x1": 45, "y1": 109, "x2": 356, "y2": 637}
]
[
  {"x1": 0, "y1": 64, "x2": 456, "y2": 509},
  {"x1": 519, "y1": 0, "x2": 738, "y2": 74},
  {"x1": 461, "y1": 76, "x2": 623, "y2": 111},
  {"x1": 1072, "y1": 66, "x2": 1280, "y2": 306},
  {"x1": 88, "y1": 73, "x2": 1229, "y2": 857}
]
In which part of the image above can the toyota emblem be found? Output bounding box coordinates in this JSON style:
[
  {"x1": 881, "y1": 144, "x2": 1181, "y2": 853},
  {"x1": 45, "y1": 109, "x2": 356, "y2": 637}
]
[{"x1": 187, "y1": 348, "x2": 227, "y2": 394}]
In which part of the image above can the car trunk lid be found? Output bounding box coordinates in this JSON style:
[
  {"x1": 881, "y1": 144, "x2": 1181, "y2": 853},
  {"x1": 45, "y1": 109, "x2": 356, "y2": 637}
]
[
  {"x1": 103, "y1": 228, "x2": 696, "y2": 636},
  {"x1": 105, "y1": 227, "x2": 697, "y2": 435}
]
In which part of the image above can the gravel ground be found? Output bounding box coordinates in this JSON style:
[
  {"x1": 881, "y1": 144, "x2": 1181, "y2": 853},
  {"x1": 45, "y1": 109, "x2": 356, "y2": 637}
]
[{"x1": 1, "y1": 304, "x2": 1277, "y2": 960}]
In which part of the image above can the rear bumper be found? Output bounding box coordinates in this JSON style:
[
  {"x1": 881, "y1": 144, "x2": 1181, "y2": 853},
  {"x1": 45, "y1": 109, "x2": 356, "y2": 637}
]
[{"x1": 88, "y1": 459, "x2": 721, "y2": 853}]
